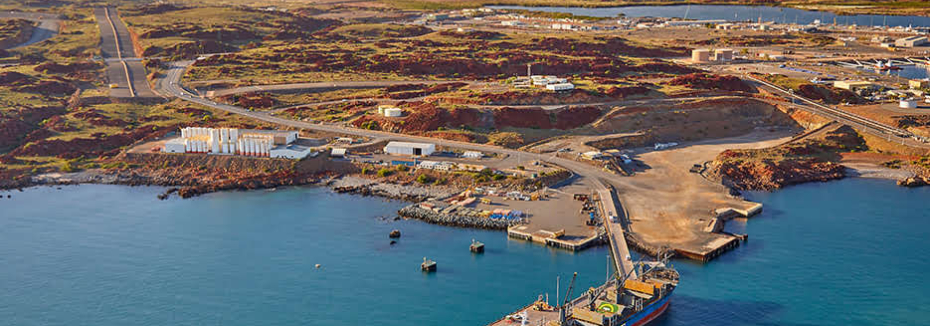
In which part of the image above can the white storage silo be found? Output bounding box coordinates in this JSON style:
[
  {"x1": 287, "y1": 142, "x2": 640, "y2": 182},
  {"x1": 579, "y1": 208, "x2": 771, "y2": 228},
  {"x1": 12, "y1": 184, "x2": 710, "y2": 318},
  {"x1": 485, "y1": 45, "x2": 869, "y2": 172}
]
[{"x1": 230, "y1": 129, "x2": 239, "y2": 142}]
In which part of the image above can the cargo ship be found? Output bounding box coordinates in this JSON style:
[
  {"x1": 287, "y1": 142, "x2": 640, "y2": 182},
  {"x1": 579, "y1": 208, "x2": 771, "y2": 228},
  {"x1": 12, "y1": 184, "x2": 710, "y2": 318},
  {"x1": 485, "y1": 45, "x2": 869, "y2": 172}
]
[{"x1": 489, "y1": 259, "x2": 679, "y2": 326}]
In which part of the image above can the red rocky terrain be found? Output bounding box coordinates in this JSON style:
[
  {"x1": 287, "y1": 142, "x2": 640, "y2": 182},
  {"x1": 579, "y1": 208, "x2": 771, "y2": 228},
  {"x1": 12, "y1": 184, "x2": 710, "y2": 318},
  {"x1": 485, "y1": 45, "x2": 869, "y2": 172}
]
[
  {"x1": 668, "y1": 73, "x2": 753, "y2": 92},
  {"x1": 708, "y1": 125, "x2": 865, "y2": 190}
]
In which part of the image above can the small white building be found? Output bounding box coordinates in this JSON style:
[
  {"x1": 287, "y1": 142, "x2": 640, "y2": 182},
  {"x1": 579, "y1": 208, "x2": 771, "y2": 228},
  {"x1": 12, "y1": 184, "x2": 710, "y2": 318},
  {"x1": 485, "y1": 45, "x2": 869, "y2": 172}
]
[
  {"x1": 900, "y1": 99, "x2": 918, "y2": 109},
  {"x1": 582, "y1": 151, "x2": 604, "y2": 160},
  {"x1": 384, "y1": 141, "x2": 435, "y2": 156},
  {"x1": 714, "y1": 48, "x2": 734, "y2": 61},
  {"x1": 330, "y1": 148, "x2": 347, "y2": 158},
  {"x1": 462, "y1": 151, "x2": 483, "y2": 159},
  {"x1": 546, "y1": 83, "x2": 575, "y2": 91},
  {"x1": 383, "y1": 108, "x2": 403, "y2": 117},
  {"x1": 418, "y1": 160, "x2": 452, "y2": 171},
  {"x1": 163, "y1": 138, "x2": 187, "y2": 153},
  {"x1": 270, "y1": 145, "x2": 316, "y2": 159},
  {"x1": 692, "y1": 49, "x2": 711, "y2": 63}
]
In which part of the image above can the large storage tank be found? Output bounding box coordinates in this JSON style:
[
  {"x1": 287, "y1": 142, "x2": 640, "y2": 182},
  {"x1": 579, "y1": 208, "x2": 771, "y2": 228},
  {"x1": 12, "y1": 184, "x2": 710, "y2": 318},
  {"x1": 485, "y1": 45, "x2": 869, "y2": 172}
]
[
  {"x1": 901, "y1": 99, "x2": 918, "y2": 109},
  {"x1": 692, "y1": 49, "x2": 711, "y2": 63}
]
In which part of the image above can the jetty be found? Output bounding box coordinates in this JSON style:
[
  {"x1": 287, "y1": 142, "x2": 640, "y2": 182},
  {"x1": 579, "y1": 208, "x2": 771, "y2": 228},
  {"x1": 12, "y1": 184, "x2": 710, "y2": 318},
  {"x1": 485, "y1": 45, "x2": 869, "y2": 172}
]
[
  {"x1": 489, "y1": 184, "x2": 649, "y2": 326},
  {"x1": 597, "y1": 187, "x2": 636, "y2": 280}
]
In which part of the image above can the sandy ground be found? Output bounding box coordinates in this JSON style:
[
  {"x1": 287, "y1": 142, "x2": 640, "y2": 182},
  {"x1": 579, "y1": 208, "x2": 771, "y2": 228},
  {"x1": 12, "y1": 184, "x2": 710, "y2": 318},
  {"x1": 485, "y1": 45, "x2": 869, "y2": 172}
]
[{"x1": 610, "y1": 129, "x2": 796, "y2": 251}]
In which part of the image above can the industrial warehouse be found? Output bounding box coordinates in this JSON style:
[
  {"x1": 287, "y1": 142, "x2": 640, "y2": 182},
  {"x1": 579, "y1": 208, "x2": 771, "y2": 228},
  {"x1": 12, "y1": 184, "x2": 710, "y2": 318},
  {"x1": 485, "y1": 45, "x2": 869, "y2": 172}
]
[{"x1": 162, "y1": 127, "x2": 315, "y2": 159}]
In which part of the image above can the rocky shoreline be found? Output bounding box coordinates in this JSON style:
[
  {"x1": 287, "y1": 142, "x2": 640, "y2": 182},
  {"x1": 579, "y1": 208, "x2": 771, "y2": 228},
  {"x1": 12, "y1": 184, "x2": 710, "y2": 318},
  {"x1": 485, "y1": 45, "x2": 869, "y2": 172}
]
[{"x1": 397, "y1": 205, "x2": 516, "y2": 230}]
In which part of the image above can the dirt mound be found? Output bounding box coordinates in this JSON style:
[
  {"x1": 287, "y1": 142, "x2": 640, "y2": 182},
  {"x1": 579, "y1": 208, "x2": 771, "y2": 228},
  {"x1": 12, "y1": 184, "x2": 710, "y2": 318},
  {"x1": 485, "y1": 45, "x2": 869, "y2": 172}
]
[
  {"x1": 34, "y1": 62, "x2": 100, "y2": 74},
  {"x1": 438, "y1": 30, "x2": 504, "y2": 40},
  {"x1": 380, "y1": 82, "x2": 468, "y2": 100},
  {"x1": 0, "y1": 119, "x2": 35, "y2": 150},
  {"x1": 0, "y1": 71, "x2": 33, "y2": 86},
  {"x1": 478, "y1": 89, "x2": 607, "y2": 106},
  {"x1": 796, "y1": 84, "x2": 863, "y2": 105},
  {"x1": 124, "y1": 3, "x2": 188, "y2": 16},
  {"x1": 0, "y1": 106, "x2": 67, "y2": 150},
  {"x1": 493, "y1": 106, "x2": 601, "y2": 130},
  {"x1": 11, "y1": 124, "x2": 177, "y2": 159},
  {"x1": 424, "y1": 131, "x2": 488, "y2": 143},
  {"x1": 604, "y1": 86, "x2": 652, "y2": 98},
  {"x1": 17, "y1": 80, "x2": 76, "y2": 96},
  {"x1": 219, "y1": 92, "x2": 276, "y2": 109},
  {"x1": 592, "y1": 97, "x2": 798, "y2": 145},
  {"x1": 529, "y1": 37, "x2": 687, "y2": 58},
  {"x1": 73, "y1": 109, "x2": 129, "y2": 127},
  {"x1": 142, "y1": 40, "x2": 237, "y2": 59},
  {"x1": 668, "y1": 73, "x2": 753, "y2": 92}
]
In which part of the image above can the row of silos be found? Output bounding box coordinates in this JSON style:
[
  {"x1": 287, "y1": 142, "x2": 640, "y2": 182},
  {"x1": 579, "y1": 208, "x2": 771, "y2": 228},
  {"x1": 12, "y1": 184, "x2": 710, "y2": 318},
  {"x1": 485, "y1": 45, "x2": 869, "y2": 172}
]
[
  {"x1": 237, "y1": 136, "x2": 273, "y2": 157},
  {"x1": 185, "y1": 139, "x2": 211, "y2": 153}
]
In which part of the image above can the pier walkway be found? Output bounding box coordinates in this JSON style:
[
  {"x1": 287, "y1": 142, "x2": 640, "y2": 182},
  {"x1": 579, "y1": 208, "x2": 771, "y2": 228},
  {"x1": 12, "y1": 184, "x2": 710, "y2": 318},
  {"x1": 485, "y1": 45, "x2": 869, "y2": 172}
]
[{"x1": 597, "y1": 186, "x2": 636, "y2": 280}]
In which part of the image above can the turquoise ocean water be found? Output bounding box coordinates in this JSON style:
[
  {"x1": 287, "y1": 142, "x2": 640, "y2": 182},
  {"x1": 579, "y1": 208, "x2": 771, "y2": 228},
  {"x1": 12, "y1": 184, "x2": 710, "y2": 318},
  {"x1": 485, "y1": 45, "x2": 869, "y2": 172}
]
[{"x1": 1, "y1": 178, "x2": 928, "y2": 325}]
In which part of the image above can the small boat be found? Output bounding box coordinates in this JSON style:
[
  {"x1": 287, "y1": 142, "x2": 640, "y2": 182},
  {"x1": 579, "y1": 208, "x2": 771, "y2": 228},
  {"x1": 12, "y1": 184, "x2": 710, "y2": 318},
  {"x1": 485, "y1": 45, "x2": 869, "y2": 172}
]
[
  {"x1": 421, "y1": 257, "x2": 437, "y2": 272},
  {"x1": 470, "y1": 239, "x2": 485, "y2": 253},
  {"x1": 389, "y1": 229, "x2": 401, "y2": 238}
]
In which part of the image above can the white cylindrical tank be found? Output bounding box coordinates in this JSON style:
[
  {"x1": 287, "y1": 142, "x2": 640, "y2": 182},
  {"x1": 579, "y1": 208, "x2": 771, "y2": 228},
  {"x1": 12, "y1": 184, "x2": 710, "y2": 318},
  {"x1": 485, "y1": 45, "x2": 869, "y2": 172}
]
[
  {"x1": 900, "y1": 99, "x2": 917, "y2": 109},
  {"x1": 230, "y1": 129, "x2": 239, "y2": 142},
  {"x1": 184, "y1": 139, "x2": 190, "y2": 152},
  {"x1": 181, "y1": 128, "x2": 187, "y2": 139}
]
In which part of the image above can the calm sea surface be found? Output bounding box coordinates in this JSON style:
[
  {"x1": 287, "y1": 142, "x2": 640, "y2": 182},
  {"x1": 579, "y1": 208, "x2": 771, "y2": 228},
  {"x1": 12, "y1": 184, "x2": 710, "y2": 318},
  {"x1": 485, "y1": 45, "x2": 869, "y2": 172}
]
[
  {"x1": 488, "y1": 5, "x2": 930, "y2": 28},
  {"x1": 1, "y1": 178, "x2": 929, "y2": 325}
]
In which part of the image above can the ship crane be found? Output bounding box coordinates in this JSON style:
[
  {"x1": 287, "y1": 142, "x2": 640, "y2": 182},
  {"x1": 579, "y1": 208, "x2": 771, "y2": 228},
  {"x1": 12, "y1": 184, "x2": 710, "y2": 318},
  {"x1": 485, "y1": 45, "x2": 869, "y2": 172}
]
[{"x1": 558, "y1": 272, "x2": 578, "y2": 325}]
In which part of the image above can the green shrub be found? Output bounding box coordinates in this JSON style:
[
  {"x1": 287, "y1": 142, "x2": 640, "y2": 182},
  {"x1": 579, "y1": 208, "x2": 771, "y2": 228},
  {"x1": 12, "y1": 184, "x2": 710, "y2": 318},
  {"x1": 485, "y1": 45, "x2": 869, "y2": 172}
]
[
  {"x1": 377, "y1": 168, "x2": 393, "y2": 177},
  {"x1": 416, "y1": 174, "x2": 433, "y2": 184}
]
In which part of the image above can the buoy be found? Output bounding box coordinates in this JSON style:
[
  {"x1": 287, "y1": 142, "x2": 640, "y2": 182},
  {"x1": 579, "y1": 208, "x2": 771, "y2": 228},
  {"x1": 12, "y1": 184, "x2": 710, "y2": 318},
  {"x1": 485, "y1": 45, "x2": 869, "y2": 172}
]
[{"x1": 315, "y1": 264, "x2": 321, "y2": 269}]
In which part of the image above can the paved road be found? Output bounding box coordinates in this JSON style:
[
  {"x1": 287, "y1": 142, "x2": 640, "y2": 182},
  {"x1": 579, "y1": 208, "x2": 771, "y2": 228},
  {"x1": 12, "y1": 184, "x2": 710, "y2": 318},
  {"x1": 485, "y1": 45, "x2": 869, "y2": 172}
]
[
  {"x1": 93, "y1": 7, "x2": 156, "y2": 98},
  {"x1": 0, "y1": 12, "x2": 61, "y2": 49},
  {"x1": 746, "y1": 75, "x2": 930, "y2": 148},
  {"x1": 207, "y1": 80, "x2": 492, "y2": 97}
]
